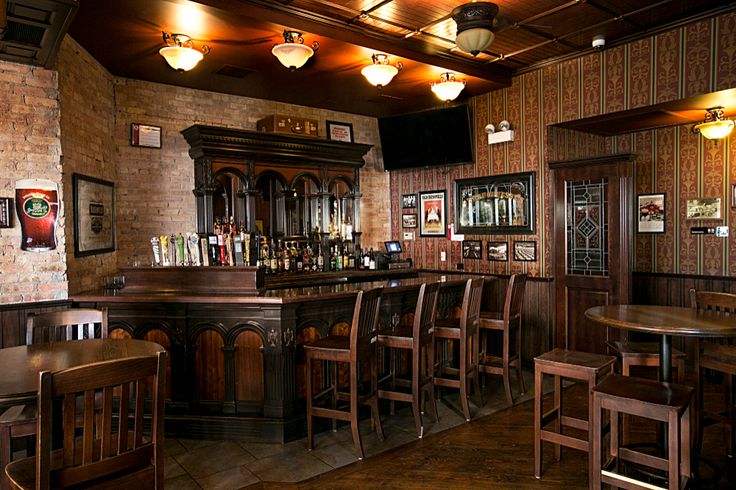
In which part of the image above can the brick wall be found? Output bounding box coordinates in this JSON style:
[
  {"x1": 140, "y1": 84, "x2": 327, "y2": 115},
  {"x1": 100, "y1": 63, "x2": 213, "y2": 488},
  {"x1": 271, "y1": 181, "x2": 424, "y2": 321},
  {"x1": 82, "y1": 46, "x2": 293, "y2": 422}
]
[{"x1": 0, "y1": 61, "x2": 66, "y2": 304}]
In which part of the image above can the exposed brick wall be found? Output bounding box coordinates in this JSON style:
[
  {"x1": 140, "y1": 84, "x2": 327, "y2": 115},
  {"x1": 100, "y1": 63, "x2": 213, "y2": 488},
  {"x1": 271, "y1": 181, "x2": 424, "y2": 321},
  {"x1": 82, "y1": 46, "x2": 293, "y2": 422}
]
[
  {"x1": 57, "y1": 37, "x2": 117, "y2": 295},
  {"x1": 0, "y1": 61, "x2": 66, "y2": 304}
]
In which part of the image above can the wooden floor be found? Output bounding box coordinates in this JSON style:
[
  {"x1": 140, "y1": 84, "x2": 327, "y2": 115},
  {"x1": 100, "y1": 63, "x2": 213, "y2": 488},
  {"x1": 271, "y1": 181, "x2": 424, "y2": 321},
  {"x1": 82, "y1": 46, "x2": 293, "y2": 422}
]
[{"x1": 252, "y1": 381, "x2": 735, "y2": 490}]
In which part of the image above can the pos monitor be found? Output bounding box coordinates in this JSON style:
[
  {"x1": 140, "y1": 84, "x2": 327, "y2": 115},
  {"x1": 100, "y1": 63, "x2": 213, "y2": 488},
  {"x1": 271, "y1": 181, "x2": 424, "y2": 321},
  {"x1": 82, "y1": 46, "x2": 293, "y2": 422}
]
[{"x1": 384, "y1": 241, "x2": 402, "y2": 254}]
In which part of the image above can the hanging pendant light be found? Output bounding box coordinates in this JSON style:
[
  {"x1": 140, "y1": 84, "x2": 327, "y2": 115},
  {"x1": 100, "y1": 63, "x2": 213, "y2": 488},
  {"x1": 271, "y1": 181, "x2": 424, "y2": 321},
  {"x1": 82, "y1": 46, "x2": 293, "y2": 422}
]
[
  {"x1": 361, "y1": 54, "x2": 402, "y2": 88},
  {"x1": 693, "y1": 107, "x2": 734, "y2": 140},
  {"x1": 431, "y1": 73, "x2": 466, "y2": 102},
  {"x1": 159, "y1": 32, "x2": 210, "y2": 72},
  {"x1": 272, "y1": 30, "x2": 319, "y2": 71},
  {"x1": 451, "y1": 2, "x2": 498, "y2": 56}
]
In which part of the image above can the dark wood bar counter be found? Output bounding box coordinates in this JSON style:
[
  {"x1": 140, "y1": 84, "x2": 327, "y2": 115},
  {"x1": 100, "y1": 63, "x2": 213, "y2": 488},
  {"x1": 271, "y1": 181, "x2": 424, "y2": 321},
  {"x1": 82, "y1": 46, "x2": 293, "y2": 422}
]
[{"x1": 74, "y1": 268, "x2": 491, "y2": 442}]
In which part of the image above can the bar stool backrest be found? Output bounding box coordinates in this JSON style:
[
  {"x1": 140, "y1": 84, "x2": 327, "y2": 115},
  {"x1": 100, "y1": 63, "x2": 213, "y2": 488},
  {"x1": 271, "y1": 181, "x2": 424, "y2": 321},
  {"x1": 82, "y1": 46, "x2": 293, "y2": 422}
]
[
  {"x1": 461, "y1": 278, "x2": 485, "y2": 337},
  {"x1": 504, "y1": 274, "x2": 527, "y2": 327},
  {"x1": 690, "y1": 289, "x2": 736, "y2": 314},
  {"x1": 415, "y1": 282, "x2": 440, "y2": 341},
  {"x1": 351, "y1": 288, "x2": 383, "y2": 358},
  {"x1": 26, "y1": 308, "x2": 108, "y2": 345}
]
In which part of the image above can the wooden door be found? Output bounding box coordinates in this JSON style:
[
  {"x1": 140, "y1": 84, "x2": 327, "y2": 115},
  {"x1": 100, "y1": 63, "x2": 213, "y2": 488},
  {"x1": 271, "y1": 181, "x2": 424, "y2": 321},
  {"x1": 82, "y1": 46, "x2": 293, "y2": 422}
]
[{"x1": 552, "y1": 155, "x2": 633, "y2": 353}]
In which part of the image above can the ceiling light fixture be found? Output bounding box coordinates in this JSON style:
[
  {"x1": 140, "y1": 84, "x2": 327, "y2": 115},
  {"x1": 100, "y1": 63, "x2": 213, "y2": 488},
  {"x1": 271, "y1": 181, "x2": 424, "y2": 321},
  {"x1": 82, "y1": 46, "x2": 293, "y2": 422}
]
[
  {"x1": 159, "y1": 32, "x2": 210, "y2": 72},
  {"x1": 431, "y1": 72, "x2": 466, "y2": 102},
  {"x1": 451, "y1": 2, "x2": 498, "y2": 56},
  {"x1": 361, "y1": 54, "x2": 402, "y2": 88},
  {"x1": 693, "y1": 107, "x2": 734, "y2": 140},
  {"x1": 272, "y1": 30, "x2": 319, "y2": 71}
]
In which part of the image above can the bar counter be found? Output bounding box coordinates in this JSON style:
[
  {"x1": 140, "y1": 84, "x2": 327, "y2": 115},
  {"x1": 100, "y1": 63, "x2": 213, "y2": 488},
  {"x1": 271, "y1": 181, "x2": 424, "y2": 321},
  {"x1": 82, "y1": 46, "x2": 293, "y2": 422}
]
[{"x1": 74, "y1": 269, "x2": 494, "y2": 442}]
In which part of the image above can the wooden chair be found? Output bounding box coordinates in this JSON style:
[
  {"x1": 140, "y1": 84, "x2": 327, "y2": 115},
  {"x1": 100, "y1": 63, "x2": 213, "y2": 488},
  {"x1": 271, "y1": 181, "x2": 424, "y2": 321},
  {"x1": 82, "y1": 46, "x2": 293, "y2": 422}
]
[
  {"x1": 377, "y1": 281, "x2": 440, "y2": 438},
  {"x1": 606, "y1": 340, "x2": 686, "y2": 383},
  {"x1": 479, "y1": 273, "x2": 527, "y2": 405},
  {"x1": 304, "y1": 288, "x2": 384, "y2": 460},
  {"x1": 0, "y1": 308, "x2": 108, "y2": 490},
  {"x1": 591, "y1": 374, "x2": 693, "y2": 490},
  {"x1": 690, "y1": 288, "x2": 736, "y2": 457},
  {"x1": 433, "y1": 277, "x2": 484, "y2": 421},
  {"x1": 4, "y1": 351, "x2": 166, "y2": 490}
]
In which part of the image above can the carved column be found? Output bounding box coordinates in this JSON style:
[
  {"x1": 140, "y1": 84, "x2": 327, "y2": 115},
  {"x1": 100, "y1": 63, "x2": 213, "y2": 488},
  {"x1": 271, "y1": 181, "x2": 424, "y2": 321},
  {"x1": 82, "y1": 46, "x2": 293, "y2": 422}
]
[
  {"x1": 261, "y1": 305, "x2": 297, "y2": 418},
  {"x1": 353, "y1": 168, "x2": 362, "y2": 249},
  {"x1": 221, "y1": 345, "x2": 237, "y2": 414},
  {"x1": 193, "y1": 157, "x2": 217, "y2": 234}
]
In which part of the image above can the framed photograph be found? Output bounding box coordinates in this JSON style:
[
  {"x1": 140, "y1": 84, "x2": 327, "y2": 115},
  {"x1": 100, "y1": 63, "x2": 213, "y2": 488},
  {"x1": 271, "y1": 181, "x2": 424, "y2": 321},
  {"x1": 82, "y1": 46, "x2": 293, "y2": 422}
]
[
  {"x1": 462, "y1": 240, "x2": 482, "y2": 259},
  {"x1": 402, "y1": 194, "x2": 417, "y2": 209},
  {"x1": 637, "y1": 193, "x2": 665, "y2": 233},
  {"x1": 731, "y1": 184, "x2": 736, "y2": 209},
  {"x1": 686, "y1": 198, "x2": 721, "y2": 219},
  {"x1": 402, "y1": 214, "x2": 417, "y2": 228},
  {"x1": 513, "y1": 240, "x2": 536, "y2": 261},
  {"x1": 130, "y1": 123, "x2": 161, "y2": 149},
  {"x1": 73, "y1": 173, "x2": 115, "y2": 257},
  {"x1": 453, "y1": 171, "x2": 535, "y2": 234},
  {"x1": 487, "y1": 241, "x2": 508, "y2": 261},
  {"x1": 0, "y1": 197, "x2": 12, "y2": 228},
  {"x1": 326, "y1": 120, "x2": 354, "y2": 142},
  {"x1": 418, "y1": 190, "x2": 447, "y2": 237}
]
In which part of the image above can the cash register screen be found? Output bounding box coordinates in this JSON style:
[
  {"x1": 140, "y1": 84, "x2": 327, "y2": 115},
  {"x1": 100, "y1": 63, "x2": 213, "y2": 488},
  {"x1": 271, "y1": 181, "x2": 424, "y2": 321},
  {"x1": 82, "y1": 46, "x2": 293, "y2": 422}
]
[{"x1": 384, "y1": 241, "x2": 402, "y2": 254}]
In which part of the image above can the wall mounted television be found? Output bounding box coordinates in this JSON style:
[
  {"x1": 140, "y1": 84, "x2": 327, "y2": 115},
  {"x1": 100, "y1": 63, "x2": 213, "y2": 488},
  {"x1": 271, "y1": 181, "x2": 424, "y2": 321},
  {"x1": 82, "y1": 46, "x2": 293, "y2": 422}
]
[{"x1": 378, "y1": 105, "x2": 474, "y2": 171}]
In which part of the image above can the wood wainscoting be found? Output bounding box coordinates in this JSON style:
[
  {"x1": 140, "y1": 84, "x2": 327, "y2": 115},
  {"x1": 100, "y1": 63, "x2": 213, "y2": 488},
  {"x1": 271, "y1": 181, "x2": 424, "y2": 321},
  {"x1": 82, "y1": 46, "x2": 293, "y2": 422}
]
[{"x1": 0, "y1": 300, "x2": 73, "y2": 348}]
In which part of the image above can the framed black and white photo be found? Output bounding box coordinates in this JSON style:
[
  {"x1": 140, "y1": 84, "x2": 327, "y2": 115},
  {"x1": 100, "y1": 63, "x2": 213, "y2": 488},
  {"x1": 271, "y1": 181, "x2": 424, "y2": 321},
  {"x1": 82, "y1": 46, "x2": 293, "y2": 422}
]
[
  {"x1": 462, "y1": 240, "x2": 482, "y2": 259},
  {"x1": 418, "y1": 190, "x2": 447, "y2": 237},
  {"x1": 513, "y1": 240, "x2": 536, "y2": 261},
  {"x1": 487, "y1": 241, "x2": 508, "y2": 261},
  {"x1": 402, "y1": 194, "x2": 417, "y2": 209},
  {"x1": 402, "y1": 214, "x2": 417, "y2": 228},
  {"x1": 73, "y1": 174, "x2": 115, "y2": 257},
  {"x1": 326, "y1": 120, "x2": 354, "y2": 142},
  {"x1": 637, "y1": 193, "x2": 665, "y2": 233},
  {"x1": 686, "y1": 198, "x2": 721, "y2": 219}
]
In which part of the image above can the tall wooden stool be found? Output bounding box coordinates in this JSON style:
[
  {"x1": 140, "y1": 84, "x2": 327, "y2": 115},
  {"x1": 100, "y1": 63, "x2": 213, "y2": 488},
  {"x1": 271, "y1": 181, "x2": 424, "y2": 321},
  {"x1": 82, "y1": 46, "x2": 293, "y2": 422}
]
[
  {"x1": 591, "y1": 374, "x2": 693, "y2": 490},
  {"x1": 534, "y1": 348, "x2": 616, "y2": 479},
  {"x1": 607, "y1": 340, "x2": 686, "y2": 383}
]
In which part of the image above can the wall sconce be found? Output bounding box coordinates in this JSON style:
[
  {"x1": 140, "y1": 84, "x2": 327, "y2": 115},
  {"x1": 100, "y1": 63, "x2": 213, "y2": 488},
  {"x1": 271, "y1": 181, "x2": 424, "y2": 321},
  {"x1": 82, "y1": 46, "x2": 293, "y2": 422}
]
[
  {"x1": 431, "y1": 72, "x2": 466, "y2": 102},
  {"x1": 693, "y1": 107, "x2": 734, "y2": 140},
  {"x1": 159, "y1": 32, "x2": 210, "y2": 72},
  {"x1": 485, "y1": 120, "x2": 514, "y2": 144},
  {"x1": 272, "y1": 30, "x2": 319, "y2": 71},
  {"x1": 451, "y1": 2, "x2": 498, "y2": 56},
  {"x1": 361, "y1": 53, "x2": 402, "y2": 88}
]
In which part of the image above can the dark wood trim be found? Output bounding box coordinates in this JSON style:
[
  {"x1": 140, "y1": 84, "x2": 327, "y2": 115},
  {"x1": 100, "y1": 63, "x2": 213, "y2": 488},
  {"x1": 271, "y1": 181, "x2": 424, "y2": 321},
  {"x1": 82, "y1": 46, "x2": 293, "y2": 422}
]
[
  {"x1": 634, "y1": 270, "x2": 736, "y2": 282},
  {"x1": 0, "y1": 299, "x2": 71, "y2": 312},
  {"x1": 548, "y1": 153, "x2": 635, "y2": 169},
  {"x1": 416, "y1": 269, "x2": 554, "y2": 282}
]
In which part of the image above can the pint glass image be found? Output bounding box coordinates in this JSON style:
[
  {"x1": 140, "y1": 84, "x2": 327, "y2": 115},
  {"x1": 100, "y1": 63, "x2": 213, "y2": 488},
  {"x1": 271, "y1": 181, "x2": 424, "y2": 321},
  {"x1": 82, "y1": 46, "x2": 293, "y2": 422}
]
[{"x1": 15, "y1": 179, "x2": 59, "y2": 252}]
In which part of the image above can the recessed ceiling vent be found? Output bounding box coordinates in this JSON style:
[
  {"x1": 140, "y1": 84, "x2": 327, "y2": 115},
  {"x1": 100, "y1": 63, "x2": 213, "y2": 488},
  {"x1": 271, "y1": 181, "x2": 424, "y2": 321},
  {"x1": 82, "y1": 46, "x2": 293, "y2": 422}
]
[
  {"x1": 0, "y1": 0, "x2": 78, "y2": 67},
  {"x1": 214, "y1": 65, "x2": 254, "y2": 78}
]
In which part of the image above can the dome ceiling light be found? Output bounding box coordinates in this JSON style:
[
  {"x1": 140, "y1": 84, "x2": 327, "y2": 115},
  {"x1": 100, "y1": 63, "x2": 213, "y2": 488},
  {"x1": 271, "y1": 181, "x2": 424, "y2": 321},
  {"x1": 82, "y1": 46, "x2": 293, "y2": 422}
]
[
  {"x1": 693, "y1": 107, "x2": 734, "y2": 140},
  {"x1": 272, "y1": 30, "x2": 319, "y2": 71},
  {"x1": 431, "y1": 72, "x2": 466, "y2": 102},
  {"x1": 451, "y1": 2, "x2": 498, "y2": 56},
  {"x1": 159, "y1": 32, "x2": 210, "y2": 72},
  {"x1": 361, "y1": 53, "x2": 402, "y2": 88}
]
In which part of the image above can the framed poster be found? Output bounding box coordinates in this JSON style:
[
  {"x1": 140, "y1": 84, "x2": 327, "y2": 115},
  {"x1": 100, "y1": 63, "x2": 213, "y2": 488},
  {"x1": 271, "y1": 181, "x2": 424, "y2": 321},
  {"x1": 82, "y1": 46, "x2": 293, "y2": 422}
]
[
  {"x1": 0, "y1": 197, "x2": 12, "y2": 228},
  {"x1": 462, "y1": 239, "x2": 482, "y2": 259},
  {"x1": 402, "y1": 214, "x2": 417, "y2": 228},
  {"x1": 637, "y1": 193, "x2": 665, "y2": 233},
  {"x1": 73, "y1": 174, "x2": 115, "y2": 257},
  {"x1": 487, "y1": 241, "x2": 508, "y2": 261},
  {"x1": 130, "y1": 123, "x2": 162, "y2": 149},
  {"x1": 418, "y1": 190, "x2": 447, "y2": 237},
  {"x1": 326, "y1": 120, "x2": 354, "y2": 142},
  {"x1": 402, "y1": 194, "x2": 417, "y2": 209},
  {"x1": 513, "y1": 240, "x2": 536, "y2": 261},
  {"x1": 686, "y1": 198, "x2": 721, "y2": 219}
]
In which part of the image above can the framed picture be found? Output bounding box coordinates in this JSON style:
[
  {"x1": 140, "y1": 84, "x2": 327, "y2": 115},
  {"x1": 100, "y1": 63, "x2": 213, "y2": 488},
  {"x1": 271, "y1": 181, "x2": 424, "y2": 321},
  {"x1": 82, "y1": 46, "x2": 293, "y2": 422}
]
[
  {"x1": 418, "y1": 190, "x2": 447, "y2": 237},
  {"x1": 513, "y1": 240, "x2": 536, "y2": 261},
  {"x1": 453, "y1": 171, "x2": 535, "y2": 234},
  {"x1": 686, "y1": 198, "x2": 721, "y2": 219},
  {"x1": 637, "y1": 193, "x2": 665, "y2": 233},
  {"x1": 731, "y1": 184, "x2": 736, "y2": 209},
  {"x1": 402, "y1": 194, "x2": 417, "y2": 209},
  {"x1": 0, "y1": 197, "x2": 12, "y2": 228},
  {"x1": 326, "y1": 120, "x2": 354, "y2": 142},
  {"x1": 487, "y1": 241, "x2": 508, "y2": 261},
  {"x1": 73, "y1": 173, "x2": 115, "y2": 257},
  {"x1": 462, "y1": 240, "x2": 482, "y2": 259},
  {"x1": 402, "y1": 214, "x2": 417, "y2": 228},
  {"x1": 130, "y1": 123, "x2": 161, "y2": 149}
]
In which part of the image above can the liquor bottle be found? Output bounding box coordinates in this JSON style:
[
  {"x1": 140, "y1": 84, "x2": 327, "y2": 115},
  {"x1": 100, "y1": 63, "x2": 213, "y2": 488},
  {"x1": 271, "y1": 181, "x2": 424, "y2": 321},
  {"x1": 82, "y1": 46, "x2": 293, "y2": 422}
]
[
  {"x1": 357, "y1": 248, "x2": 365, "y2": 270},
  {"x1": 348, "y1": 245, "x2": 356, "y2": 269},
  {"x1": 317, "y1": 244, "x2": 324, "y2": 272},
  {"x1": 283, "y1": 241, "x2": 290, "y2": 273},
  {"x1": 364, "y1": 248, "x2": 371, "y2": 269},
  {"x1": 269, "y1": 243, "x2": 277, "y2": 274},
  {"x1": 342, "y1": 243, "x2": 349, "y2": 270},
  {"x1": 334, "y1": 245, "x2": 342, "y2": 271},
  {"x1": 369, "y1": 248, "x2": 376, "y2": 270},
  {"x1": 296, "y1": 245, "x2": 303, "y2": 272}
]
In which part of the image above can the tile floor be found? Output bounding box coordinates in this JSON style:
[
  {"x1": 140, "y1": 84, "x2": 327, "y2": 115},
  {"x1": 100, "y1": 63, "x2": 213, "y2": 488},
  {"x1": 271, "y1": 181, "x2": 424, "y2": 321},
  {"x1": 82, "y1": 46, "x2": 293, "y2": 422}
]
[{"x1": 163, "y1": 372, "x2": 536, "y2": 489}]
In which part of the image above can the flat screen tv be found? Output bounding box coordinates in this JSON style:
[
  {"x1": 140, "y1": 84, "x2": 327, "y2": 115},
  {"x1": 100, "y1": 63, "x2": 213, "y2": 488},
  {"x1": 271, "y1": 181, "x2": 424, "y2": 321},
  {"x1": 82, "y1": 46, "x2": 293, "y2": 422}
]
[{"x1": 378, "y1": 105, "x2": 474, "y2": 171}]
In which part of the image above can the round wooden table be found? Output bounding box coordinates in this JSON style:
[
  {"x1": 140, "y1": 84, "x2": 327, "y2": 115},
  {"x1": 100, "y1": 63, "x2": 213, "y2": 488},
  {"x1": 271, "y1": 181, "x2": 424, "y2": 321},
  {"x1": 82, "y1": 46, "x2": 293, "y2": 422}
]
[
  {"x1": 0, "y1": 338, "x2": 165, "y2": 403},
  {"x1": 585, "y1": 304, "x2": 736, "y2": 383}
]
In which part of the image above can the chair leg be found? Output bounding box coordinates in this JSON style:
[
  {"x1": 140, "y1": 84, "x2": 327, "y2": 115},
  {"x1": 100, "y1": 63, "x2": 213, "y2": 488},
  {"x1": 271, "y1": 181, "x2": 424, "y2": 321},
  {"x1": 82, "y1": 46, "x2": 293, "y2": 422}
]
[
  {"x1": 459, "y1": 340, "x2": 471, "y2": 422},
  {"x1": 371, "y1": 346, "x2": 384, "y2": 443},
  {"x1": 553, "y1": 375, "x2": 561, "y2": 462},
  {"x1": 412, "y1": 346, "x2": 423, "y2": 438},
  {"x1": 306, "y1": 355, "x2": 314, "y2": 451},
  {"x1": 349, "y1": 362, "x2": 365, "y2": 460},
  {"x1": 696, "y1": 359, "x2": 705, "y2": 454},
  {"x1": 331, "y1": 361, "x2": 338, "y2": 432},
  {"x1": 426, "y1": 341, "x2": 439, "y2": 423},
  {"x1": 515, "y1": 327, "x2": 526, "y2": 396},
  {"x1": 0, "y1": 423, "x2": 11, "y2": 490},
  {"x1": 590, "y1": 392, "x2": 602, "y2": 490},
  {"x1": 502, "y1": 331, "x2": 513, "y2": 405},
  {"x1": 725, "y1": 373, "x2": 734, "y2": 458},
  {"x1": 472, "y1": 331, "x2": 483, "y2": 410},
  {"x1": 534, "y1": 364, "x2": 543, "y2": 479}
]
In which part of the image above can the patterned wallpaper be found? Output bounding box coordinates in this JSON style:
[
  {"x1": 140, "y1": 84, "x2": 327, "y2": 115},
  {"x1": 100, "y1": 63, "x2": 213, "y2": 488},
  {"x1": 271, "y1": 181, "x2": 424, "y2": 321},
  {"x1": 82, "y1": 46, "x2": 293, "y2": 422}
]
[{"x1": 389, "y1": 12, "x2": 736, "y2": 278}]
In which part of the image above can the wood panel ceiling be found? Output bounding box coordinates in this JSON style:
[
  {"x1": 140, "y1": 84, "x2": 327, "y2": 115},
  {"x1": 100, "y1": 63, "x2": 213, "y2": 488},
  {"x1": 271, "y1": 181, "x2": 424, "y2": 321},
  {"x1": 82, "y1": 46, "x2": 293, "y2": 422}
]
[{"x1": 66, "y1": 0, "x2": 734, "y2": 117}]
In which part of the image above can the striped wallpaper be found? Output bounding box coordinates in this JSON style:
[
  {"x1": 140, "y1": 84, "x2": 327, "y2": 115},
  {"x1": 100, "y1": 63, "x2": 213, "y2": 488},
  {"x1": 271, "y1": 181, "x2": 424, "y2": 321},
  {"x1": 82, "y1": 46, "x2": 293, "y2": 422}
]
[{"x1": 389, "y1": 11, "x2": 736, "y2": 278}]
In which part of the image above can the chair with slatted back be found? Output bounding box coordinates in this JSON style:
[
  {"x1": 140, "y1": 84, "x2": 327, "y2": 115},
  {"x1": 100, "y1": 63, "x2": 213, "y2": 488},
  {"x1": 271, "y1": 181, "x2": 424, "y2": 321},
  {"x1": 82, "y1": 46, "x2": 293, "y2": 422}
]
[
  {"x1": 433, "y1": 277, "x2": 484, "y2": 421},
  {"x1": 690, "y1": 288, "x2": 736, "y2": 457},
  {"x1": 0, "y1": 308, "x2": 108, "y2": 490},
  {"x1": 4, "y1": 351, "x2": 166, "y2": 490},
  {"x1": 479, "y1": 273, "x2": 527, "y2": 405},
  {"x1": 377, "y1": 281, "x2": 440, "y2": 438},
  {"x1": 304, "y1": 288, "x2": 384, "y2": 460}
]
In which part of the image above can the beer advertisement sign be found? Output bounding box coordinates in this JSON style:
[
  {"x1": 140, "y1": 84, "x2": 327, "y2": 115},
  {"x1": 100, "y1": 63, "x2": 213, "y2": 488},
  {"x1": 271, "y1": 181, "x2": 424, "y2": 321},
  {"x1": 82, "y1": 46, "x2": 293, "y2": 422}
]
[
  {"x1": 73, "y1": 174, "x2": 115, "y2": 257},
  {"x1": 15, "y1": 179, "x2": 59, "y2": 252}
]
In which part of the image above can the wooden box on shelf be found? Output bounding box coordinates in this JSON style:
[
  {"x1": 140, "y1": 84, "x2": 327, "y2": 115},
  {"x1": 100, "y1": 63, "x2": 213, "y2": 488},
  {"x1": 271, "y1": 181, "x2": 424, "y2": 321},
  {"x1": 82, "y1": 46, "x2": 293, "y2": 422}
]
[{"x1": 256, "y1": 115, "x2": 319, "y2": 138}]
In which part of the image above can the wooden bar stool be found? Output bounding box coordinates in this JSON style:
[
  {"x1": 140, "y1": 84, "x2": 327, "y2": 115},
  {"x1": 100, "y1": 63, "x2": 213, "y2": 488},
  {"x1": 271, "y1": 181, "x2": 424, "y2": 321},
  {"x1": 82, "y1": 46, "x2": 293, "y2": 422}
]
[
  {"x1": 534, "y1": 348, "x2": 616, "y2": 479},
  {"x1": 591, "y1": 374, "x2": 693, "y2": 490},
  {"x1": 607, "y1": 340, "x2": 686, "y2": 383}
]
